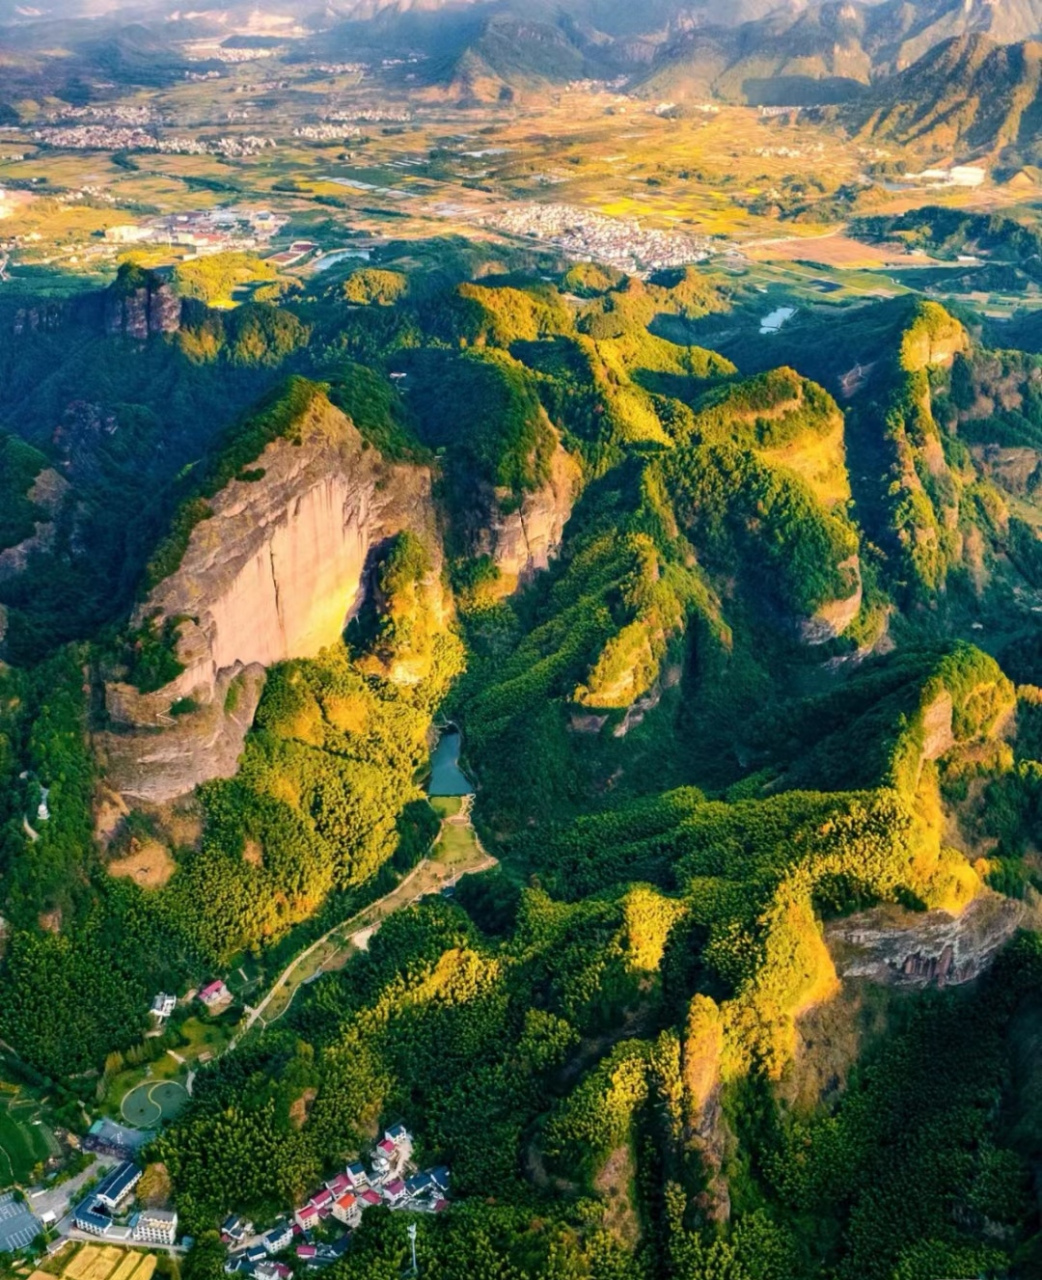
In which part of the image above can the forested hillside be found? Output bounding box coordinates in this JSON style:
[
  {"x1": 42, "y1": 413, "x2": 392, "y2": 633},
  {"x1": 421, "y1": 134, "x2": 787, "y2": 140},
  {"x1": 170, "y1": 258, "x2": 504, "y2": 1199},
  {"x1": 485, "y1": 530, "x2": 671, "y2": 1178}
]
[{"x1": 4, "y1": 247, "x2": 1042, "y2": 1279}]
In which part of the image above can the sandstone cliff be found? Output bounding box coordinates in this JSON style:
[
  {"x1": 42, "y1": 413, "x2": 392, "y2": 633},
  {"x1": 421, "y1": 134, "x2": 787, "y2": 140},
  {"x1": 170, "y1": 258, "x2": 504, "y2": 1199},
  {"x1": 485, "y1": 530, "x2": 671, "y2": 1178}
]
[
  {"x1": 477, "y1": 433, "x2": 581, "y2": 587},
  {"x1": 825, "y1": 891, "x2": 1026, "y2": 987},
  {"x1": 98, "y1": 393, "x2": 440, "y2": 803},
  {"x1": 798, "y1": 554, "x2": 863, "y2": 645},
  {"x1": 103, "y1": 274, "x2": 181, "y2": 340},
  {"x1": 11, "y1": 267, "x2": 181, "y2": 341},
  {"x1": 0, "y1": 467, "x2": 69, "y2": 582}
]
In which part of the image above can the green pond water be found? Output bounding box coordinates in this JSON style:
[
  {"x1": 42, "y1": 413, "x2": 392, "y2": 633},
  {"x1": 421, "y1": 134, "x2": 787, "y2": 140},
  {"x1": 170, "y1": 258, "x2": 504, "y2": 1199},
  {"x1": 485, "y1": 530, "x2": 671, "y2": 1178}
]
[{"x1": 428, "y1": 729, "x2": 474, "y2": 797}]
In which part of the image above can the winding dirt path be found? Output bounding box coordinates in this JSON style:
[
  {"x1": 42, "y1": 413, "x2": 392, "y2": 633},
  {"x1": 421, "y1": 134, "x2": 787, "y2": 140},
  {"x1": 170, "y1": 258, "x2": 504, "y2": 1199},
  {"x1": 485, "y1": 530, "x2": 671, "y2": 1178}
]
[{"x1": 230, "y1": 798, "x2": 495, "y2": 1047}]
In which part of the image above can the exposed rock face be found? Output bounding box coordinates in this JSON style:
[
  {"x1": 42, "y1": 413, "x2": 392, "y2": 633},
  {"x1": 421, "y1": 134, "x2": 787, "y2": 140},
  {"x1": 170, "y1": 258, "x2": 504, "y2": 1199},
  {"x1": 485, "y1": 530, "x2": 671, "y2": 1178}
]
[
  {"x1": 0, "y1": 467, "x2": 70, "y2": 581},
  {"x1": 799, "y1": 554, "x2": 863, "y2": 645},
  {"x1": 901, "y1": 308, "x2": 968, "y2": 372},
  {"x1": 825, "y1": 891, "x2": 1025, "y2": 988},
  {"x1": 103, "y1": 278, "x2": 181, "y2": 339},
  {"x1": 98, "y1": 396, "x2": 440, "y2": 803},
  {"x1": 98, "y1": 666, "x2": 268, "y2": 806},
  {"x1": 11, "y1": 275, "x2": 181, "y2": 341},
  {"x1": 972, "y1": 444, "x2": 1042, "y2": 498},
  {"x1": 12, "y1": 300, "x2": 70, "y2": 336},
  {"x1": 479, "y1": 435, "x2": 581, "y2": 584},
  {"x1": 921, "y1": 689, "x2": 955, "y2": 760}
]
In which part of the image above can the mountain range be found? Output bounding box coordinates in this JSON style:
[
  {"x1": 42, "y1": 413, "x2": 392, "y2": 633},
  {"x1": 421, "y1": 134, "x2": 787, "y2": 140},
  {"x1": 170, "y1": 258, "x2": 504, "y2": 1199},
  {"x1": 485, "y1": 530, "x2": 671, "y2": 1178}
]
[
  {"x1": 8, "y1": 0, "x2": 1042, "y2": 107},
  {"x1": 847, "y1": 33, "x2": 1042, "y2": 161}
]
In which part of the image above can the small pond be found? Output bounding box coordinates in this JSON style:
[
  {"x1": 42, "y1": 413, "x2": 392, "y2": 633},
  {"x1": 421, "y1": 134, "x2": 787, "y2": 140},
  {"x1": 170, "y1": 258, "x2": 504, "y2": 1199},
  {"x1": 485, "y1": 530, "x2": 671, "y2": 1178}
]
[
  {"x1": 760, "y1": 305, "x2": 796, "y2": 334},
  {"x1": 428, "y1": 728, "x2": 474, "y2": 797},
  {"x1": 311, "y1": 248, "x2": 372, "y2": 272}
]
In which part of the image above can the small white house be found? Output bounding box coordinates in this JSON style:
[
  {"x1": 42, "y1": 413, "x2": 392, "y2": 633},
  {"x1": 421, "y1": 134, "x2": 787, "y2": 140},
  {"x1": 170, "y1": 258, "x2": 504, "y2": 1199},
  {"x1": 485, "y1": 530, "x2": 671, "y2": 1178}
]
[{"x1": 151, "y1": 992, "x2": 176, "y2": 1020}]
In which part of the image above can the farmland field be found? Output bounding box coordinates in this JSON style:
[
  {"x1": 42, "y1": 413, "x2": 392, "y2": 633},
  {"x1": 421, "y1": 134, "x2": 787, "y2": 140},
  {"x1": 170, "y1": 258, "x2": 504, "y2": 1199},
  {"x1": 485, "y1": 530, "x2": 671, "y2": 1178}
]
[{"x1": 46, "y1": 1244, "x2": 157, "y2": 1280}]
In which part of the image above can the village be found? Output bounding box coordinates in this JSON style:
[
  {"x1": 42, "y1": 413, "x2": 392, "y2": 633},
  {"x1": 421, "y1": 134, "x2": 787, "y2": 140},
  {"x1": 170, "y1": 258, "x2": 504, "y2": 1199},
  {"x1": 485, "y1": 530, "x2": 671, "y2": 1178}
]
[
  {"x1": 484, "y1": 201, "x2": 717, "y2": 275},
  {"x1": 0, "y1": 971, "x2": 453, "y2": 1273},
  {"x1": 66, "y1": 1121, "x2": 448, "y2": 1272},
  {"x1": 26, "y1": 127, "x2": 277, "y2": 159}
]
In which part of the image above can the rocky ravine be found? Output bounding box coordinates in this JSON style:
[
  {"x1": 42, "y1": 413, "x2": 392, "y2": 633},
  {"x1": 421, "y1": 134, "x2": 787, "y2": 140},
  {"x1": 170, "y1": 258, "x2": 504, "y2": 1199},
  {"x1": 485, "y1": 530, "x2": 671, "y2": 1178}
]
[{"x1": 97, "y1": 395, "x2": 441, "y2": 805}]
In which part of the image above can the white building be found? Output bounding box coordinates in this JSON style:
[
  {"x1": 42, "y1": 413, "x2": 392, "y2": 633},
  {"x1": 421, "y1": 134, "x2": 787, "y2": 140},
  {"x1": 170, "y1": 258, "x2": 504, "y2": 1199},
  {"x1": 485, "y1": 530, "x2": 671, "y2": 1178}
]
[
  {"x1": 134, "y1": 1209, "x2": 178, "y2": 1245},
  {"x1": 151, "y1": 993, "x2": 176, "y2": 1020}
]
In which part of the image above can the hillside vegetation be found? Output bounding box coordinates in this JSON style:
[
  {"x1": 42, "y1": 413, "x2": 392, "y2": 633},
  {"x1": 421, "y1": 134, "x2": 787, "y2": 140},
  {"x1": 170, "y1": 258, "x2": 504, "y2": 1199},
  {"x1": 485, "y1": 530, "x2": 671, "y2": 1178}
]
[{"x1": 4, "y1": 249, "x2": 1042, "y2": 1279}]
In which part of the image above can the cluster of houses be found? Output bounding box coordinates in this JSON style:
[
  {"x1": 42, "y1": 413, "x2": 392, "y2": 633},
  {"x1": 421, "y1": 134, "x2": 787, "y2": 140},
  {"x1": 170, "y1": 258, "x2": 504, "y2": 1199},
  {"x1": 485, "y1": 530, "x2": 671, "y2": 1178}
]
[
  {"x1": 73, "y1": 1162, "x2": 178, "y2": 1247},
  {"x1": 223, "y1": 1127, "x2": 449, "y2": 1275},
  {"x1": 70, "y1": 1126, "x2": 448, "y2": 1265}
]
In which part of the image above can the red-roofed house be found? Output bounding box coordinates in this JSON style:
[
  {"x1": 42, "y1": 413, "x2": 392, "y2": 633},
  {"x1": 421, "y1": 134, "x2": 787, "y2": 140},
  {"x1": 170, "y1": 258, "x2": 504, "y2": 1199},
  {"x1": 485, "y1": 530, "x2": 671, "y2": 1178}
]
[
  {"x1": 296, "y1": 1246, "x2": 317, "y2": 1260},
  {"x1": 359, "y1": 1189, "x2": 382, "y2": 1208},
  {"x1": 198, "y1": 979, "x2": 231, "y2": 1008},
  {"x1": 325, "y1": 1173, "x2": 351, "y2": 1197},
  {"x1": 332, "y1": 1193, "x2": 359, "y2": 1228},
  {"x1": 309, "y1": 1189, "x2": 333, "y2": 1210},
  {"x1": 373, "y1": 1137, "x2": 397, "y2": 1174},
  {"x1": 294, "y1": 1204, "x2": 319, "y2": 1230},
  {"x1": 382, "y1": 1179, "x2": 407, "y2": 1205}
]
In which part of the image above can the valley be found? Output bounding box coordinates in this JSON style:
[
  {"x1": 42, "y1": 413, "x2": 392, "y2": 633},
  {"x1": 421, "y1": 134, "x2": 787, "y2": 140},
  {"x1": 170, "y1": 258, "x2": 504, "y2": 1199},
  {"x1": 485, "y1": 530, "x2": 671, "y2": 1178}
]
[{"x1": 7, "y1": 0, "x2": 1042, "y2": 1278}]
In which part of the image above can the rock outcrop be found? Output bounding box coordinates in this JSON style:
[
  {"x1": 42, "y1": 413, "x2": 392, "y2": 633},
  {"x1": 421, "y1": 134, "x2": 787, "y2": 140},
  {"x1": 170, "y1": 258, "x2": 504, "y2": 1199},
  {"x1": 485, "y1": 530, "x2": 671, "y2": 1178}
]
[
  {"x1": 825, "y1": 891, "x2": 1025, "y2": 988},
  {"x1": 479, "y1": 434, "x2": 581, "y2": 585},
  {"x1": 0, "y1": 467, "x2": 70, "y2": 581},
  {"x1": 11, "y1": 268, "x2": 181, "y2": 341},
  {"x1": 799, "y1": 554, "x2": 863, "y2": 644},
  {"x1": 103, "y1": 275, "x2": 181, "y2": 340},
  {"x1": 98, "y1": 394, "x2": 440, "y2": 803}
]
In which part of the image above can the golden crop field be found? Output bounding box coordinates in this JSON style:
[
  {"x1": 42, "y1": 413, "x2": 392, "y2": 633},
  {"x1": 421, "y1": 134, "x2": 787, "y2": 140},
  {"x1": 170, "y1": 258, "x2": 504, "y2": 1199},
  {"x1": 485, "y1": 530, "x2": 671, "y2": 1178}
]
[{"x1": 57, "y1": 1244, "x2": 156, "y2": 1280}]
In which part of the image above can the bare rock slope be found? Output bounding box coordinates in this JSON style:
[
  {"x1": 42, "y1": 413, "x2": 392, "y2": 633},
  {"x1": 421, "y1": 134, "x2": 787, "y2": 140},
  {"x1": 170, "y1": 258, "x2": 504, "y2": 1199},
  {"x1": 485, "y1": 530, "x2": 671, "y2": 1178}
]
[{"x1": 98, "y1": 393, "x2": 440, "y2": 803}]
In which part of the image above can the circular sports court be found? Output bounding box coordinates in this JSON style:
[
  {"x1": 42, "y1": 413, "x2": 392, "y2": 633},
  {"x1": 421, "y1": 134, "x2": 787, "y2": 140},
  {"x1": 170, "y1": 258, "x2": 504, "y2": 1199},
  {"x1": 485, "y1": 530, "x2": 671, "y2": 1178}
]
[{"x1": 121, "y1": 1080, "x2": 189, "y2": 1128}]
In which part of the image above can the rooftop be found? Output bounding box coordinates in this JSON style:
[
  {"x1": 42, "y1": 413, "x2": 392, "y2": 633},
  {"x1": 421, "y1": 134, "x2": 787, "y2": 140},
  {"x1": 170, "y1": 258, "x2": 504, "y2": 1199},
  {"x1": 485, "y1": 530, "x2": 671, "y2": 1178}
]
[{"x1": 95, "y1": 1161, "x2": 141, "y2": 1205}]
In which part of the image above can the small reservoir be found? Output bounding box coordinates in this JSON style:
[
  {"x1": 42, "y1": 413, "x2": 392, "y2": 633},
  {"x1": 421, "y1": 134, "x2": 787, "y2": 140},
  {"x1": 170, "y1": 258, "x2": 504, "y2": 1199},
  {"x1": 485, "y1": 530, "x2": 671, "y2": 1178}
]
[
  {"x1": 428, "y1": 728, "x2": 474, "y2": 797},
  {"x1": 760, "y1": 306, "x2": 796, "y2": 334}
]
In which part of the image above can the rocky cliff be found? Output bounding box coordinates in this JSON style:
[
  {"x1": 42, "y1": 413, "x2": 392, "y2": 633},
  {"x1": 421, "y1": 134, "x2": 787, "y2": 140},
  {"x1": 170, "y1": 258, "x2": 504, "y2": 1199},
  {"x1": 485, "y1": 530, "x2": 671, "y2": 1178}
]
[
  {"x1": 478, "y1": 432, "x2": 581, "y2": 588},
  {"x1": 98, "y1": 393, "x2": 441, "y2": 803},
  {"x1": 102, "y1": 273, "x2": 181, "y2": 339},
  {"x1": 0, "y1": 466, "x2": 69, "y2": 581},
  {"x1": 10, "y1": 266, "x2": 181, "y2": 341},
  {"x1": 799, "y1": 554, "x2": 863, "y2": 644},
  {"x1": 825, "y1": 891, "x2": 1026, "y2": 987}
]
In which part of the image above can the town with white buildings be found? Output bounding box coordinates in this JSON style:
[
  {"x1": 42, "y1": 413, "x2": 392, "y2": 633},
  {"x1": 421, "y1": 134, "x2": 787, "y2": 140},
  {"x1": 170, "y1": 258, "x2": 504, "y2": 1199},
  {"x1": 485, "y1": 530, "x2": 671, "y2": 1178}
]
[{"x1": 485, "y1": 202, "x2": 715, "y2": 276}]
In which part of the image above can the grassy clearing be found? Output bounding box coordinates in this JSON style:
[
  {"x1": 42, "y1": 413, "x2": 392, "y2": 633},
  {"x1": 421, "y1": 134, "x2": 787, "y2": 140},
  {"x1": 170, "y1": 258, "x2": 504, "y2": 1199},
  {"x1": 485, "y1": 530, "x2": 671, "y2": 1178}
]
[
  {"x1": 0, "y1": 1089, "x2": 57, "y2": 1186},
  {"x1": 430, "y1": 795, "x2": 463, "y2": 819},
  {"x1": 105, "y1": 840, "x2": 175, "y2": 891}
]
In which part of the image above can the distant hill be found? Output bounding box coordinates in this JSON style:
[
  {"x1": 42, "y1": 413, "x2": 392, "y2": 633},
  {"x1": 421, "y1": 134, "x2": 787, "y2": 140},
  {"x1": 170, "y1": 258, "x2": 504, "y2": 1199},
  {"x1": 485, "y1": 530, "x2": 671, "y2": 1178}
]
[
  {"x1": 635, "y1": 0, "x2": 1042, "y2": 104},
  {"x1": 6, "y1": 0, "x2": 1042, "y2": 105},
  {"x1": 848, "y1": 34, "x2": 1042, "y2": 160}
]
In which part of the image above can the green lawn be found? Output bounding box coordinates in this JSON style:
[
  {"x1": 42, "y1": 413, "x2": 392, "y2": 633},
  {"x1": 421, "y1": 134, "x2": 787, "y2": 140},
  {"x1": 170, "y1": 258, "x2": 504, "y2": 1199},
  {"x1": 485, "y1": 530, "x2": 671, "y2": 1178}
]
[
  {"x1": 0, "y1": 1092, "x2": 56, "y2": 1186},
  {"x1": 430, "y1": 796, "x2": 463, "y2": 819},
  {"x1": 177, "y1": 1016, "x2": 232, "y2": 1062}
]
